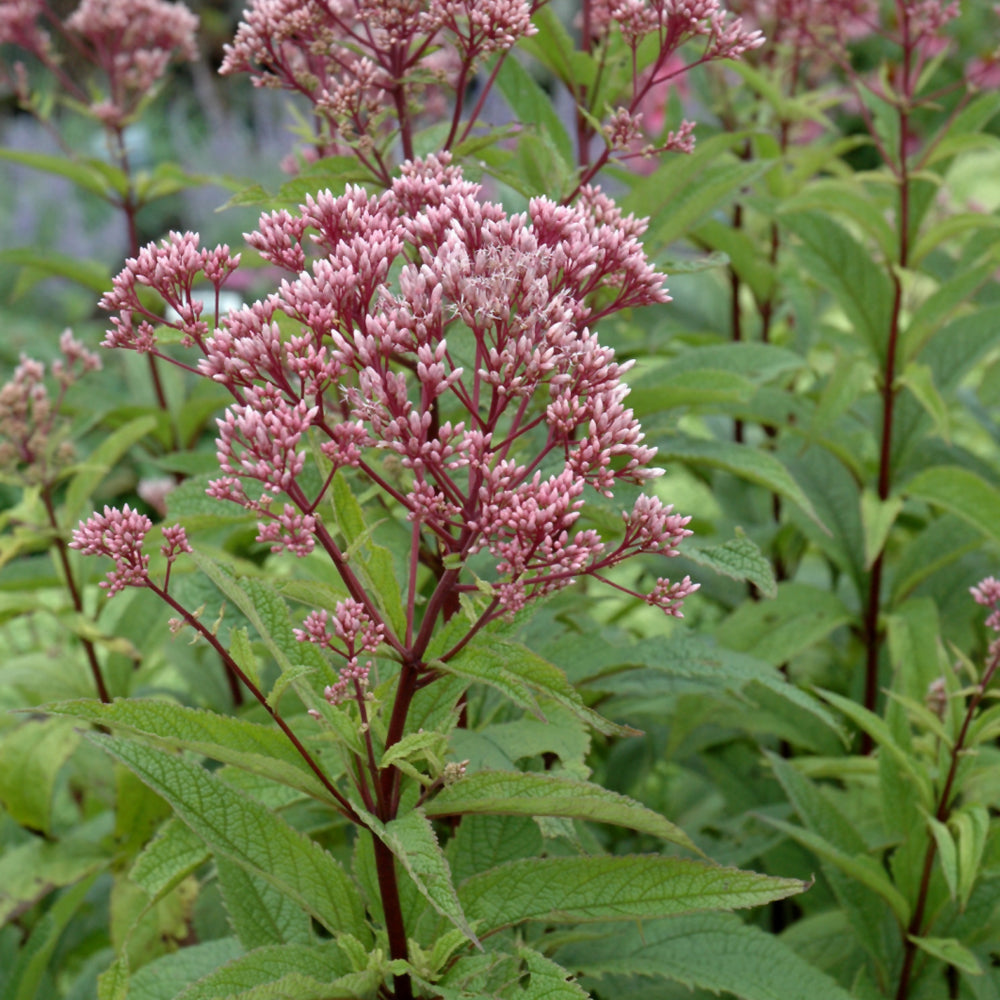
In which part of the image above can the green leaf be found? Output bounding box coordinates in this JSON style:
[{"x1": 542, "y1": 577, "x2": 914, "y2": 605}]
[
  {"x1": 694, "y1": 219, "x2": 776, "y2": 302},
  {"x1": 90, "y1": 735, "x2": 368, "y2": 941},
  {"x1": 190, "y1": 553, "x2": 335, "y2": 690},
  {"x1": 926, "y1": 814, "x2": 959, "y2": 902},
  {"x1": 626, "y1": 135, "x2": 766, "y2": 249},
  {"x1": 905, "y1": 466, "x2": 1000, "y2": 546},
  {"x1": 217, "y1": 857, "x2": 313, "y2": 949},
  {"x1": 0, "y1": 248, "x2": 111, "y2": 294},
  {"x1": 360, "y1": 806, "x2": 479, "y2": 946},
  {"x1": 910, "y1": 936, "x2": 983, "y2": 976},
  {"x1": 860, "y1": 489, "x2": 904, "y2": 570},
  {"x1": 130, "y1": 818, "x2": 209, "y2": 900},
  {"x1": 953, "y1": 806, "x2": 990, "y2": 909},
  {"x1": 817, "y1": 689, "x2": 933, "y2": 809},
  {"x1": 779, "y1": 210, "x2": 894, "y2": 357},
  {"x1": 714, "y1": 583, "x2": 851, "y2": 667},
  {"x1": 171, "y1": 942, "x2": 358, "y2": 1000},
  {"x1": 46, "y1": 698, "x2": 336, "y2": 803},
  {"x1": 898, "y1": 362, "x2": 950, "y2": 442},
  {"x1": 426, "y1": 771, "x2": 699, "y2": 853},
  {"x1": 0, "y1": 717, "x2": 80, "y2": 835},
  {"x1": 438, "y1": 636, "x2": 635, "y2": 737},
  {"x1": 496, "y1": 56, "x2": 574, "y2": 168},
  {"x1": 557, "y1": 912, "x2": 854, "y2": 1000},
  {"x1": 514, "y1": 947, "x2": 590, "y2": 1000},
  {"x1": 684, "y1": 530, "x2": 777, "y2": 598},
  {"x1": 0, "y1": 148, "x2": 126, "y2": 198},
  {"x1": 762, "y1": 815, "x2": 910, "y2": 926},
  {"x1": 96, "y1": 954, "x2": 129, "y2": 1000},
  {"x1": 10, "y1": 873, "x2": 99, "y2": 1000},
  {"x1": 448, "y1": 814, "x2": 544, "y2": 886},
  {"x1": 459, "y1": 855, "x2": 807, "y2": 934},
  {"x1": 0, "y1": 818, "x2": 109, "y2": 924},
  {"x1": 126, "y1": 938, "x2": 244, "y2": 1000},
  {"x1": 765, "y1": 753, "x2": 897, "y2": 974},
  {"x1": 647, "y1": 435, "x2": 825, "y2": 530},
  {"x1": 64, "y1": 416, "x2": 159, "y2": 525}
]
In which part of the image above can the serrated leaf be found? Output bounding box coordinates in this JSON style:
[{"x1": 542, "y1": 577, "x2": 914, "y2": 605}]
[
  {"x1": 426, "y1": 771, "x2": 698, "y2": 853},
  {"x1": 217, "y1": 857, "x2": 313, "y2": 950},
  {"x1": 439, "y1": 636, "x2": 635, "y2": 737},
  {"x1": 556, "y1": 912, "x2": 854, "y2": 1000},
  {"x1": 648, "y1": 435, "x2": 825, "y2": 530},
  {"x1": 191, "y1": 553, "x2": 335, "y2": 690},
  {"x1": 46, "y1": 698, "x2": 335, "y2": 803},
  {"x1": 130, "y1": 817, "x2": 209, "y2": 900},
  {"x1": 90, "y1": 735, "x2": 368, "y2": 941},
  {"x1": 96, "y1": 954, "x2": 129, "y2": 1000},
  {"x1": 685, "y1": 531, "x2": 777, "y2": 598},
  {"x1": 904, "y1": 466, "x2": 1000, "y2": 547},
  {"x1": 514, "y1": 947, "x2": 590, "y2": 999},
  {"x1": 361, "y1": 806, "x2": 479, "y2": 946},
  {"x1": 459, "y1": 855, "x2": 807, "y2": 934},
  {"x1": 910, "y1": 935, "x2": 982, "y2": 975},
  {"x1": 126, "y1": 938, "x2": 244, "y2": 1000}
]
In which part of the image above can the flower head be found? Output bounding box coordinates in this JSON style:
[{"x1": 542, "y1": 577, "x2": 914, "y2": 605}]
[{"x1": 70, "y1": 504, "x2": 152, "y2": 594}]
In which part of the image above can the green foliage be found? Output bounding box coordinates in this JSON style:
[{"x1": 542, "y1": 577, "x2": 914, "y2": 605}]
[{"x1": 6, "y1": 2, "x2": 1000, "y2": 999}]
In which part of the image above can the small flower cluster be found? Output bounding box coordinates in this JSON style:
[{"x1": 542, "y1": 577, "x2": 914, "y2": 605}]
[
  {"x1": 972, "y1": 576, "x2": 1000, "y2": 636},
  {"x1": 0, "y1": 0, "x2": 197, "y2": 124},
  {"x1": 70, "y1": 506, "x2": 191, "y2": 595},
  {"x1": 295, "y1": 598, "x2": 386, "y2": 705},
  {"x1": 219, "y1": 0, "x2": 536, "y2": 164},
  {"x1": 0, "y1": 330, "x2": 101, "y2": 485},
  {"x1": 97, "y1": 153, "x2": 697, "y2": 622},
  {"x1": 588, "y1": 0, "x2": 764, "y2": 60}
]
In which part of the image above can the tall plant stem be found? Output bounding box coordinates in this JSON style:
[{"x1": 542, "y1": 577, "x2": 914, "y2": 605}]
[
  {"x1": 42, "y1": 486, "x2": 110, "y2": 703},
  {"x1": 861, "y1": 68, "x2": 912, "y2": 748}
]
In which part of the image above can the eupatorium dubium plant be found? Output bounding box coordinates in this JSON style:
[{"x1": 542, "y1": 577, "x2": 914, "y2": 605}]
[{"x1": 62, "y1": 154, "x2": 810, "y2": 998}]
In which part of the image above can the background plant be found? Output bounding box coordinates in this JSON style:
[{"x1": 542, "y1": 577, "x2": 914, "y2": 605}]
[{"x1": 4, "y1": 1, "x2": 1000, "y2": 999}]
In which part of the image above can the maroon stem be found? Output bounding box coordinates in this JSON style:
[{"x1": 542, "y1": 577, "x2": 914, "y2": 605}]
[
  {"x1": 894, "y1": 640, "x2": 1000, "y2": 999},
  {"x1": 149, "y1": 581, "x2": 358, "y2": 818},
  {"x1": 861, "y1": 18, "x2": 912, "y2": 748},
  {"x1": 42, "y1": 485, "x2": 110, "y2": 703}
]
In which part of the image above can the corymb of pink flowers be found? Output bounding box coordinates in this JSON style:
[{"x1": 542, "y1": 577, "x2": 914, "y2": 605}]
[{"x1": 76, "y1": 153, "x2": 697, "y2": 650}]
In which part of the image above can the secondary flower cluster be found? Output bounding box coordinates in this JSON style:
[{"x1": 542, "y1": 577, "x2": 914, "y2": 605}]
[
  {"x1": 92, "y1": 153, "x2": 697, "y2": 622},
  {"x1": 0, "y1": 330, "x2": 101, "y2": 485},
  {"x1": 0, "y1": 0, "x2": 198, "y2": 124},
  {"x1": 219, "y1": 0, "x2": 537, "y2": 163}
]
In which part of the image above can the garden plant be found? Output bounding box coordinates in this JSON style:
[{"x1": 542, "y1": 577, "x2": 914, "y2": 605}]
[{"x1": 3, "y1": 0, "x2": 1000, "y2": 998}]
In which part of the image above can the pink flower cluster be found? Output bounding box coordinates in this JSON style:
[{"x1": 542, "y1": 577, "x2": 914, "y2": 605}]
[
  {"x1": 219, "y1": 0, "x2": 536, "y2": 161},
  {"x1": 295, "y1": 598, "x2": 385, "y2": 704},
  {"x1": 70, "y1": 507, "x2": 191, "y2": 595},
  {"x1": 0, "y1": 330, "x2": 101, "y2": 484},
  {"x1": 972, "y1": 577, "x2": 1000, "y2": 635},
  {"x1": 588, "y1": 0, "x2": 764, "y2": 60},
  {"x1": 98, "y1": 153, "x2": 696, "y2": 622},
  {"x1": 0, "y1": 0, "x2": 198, "y2": 123}
]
